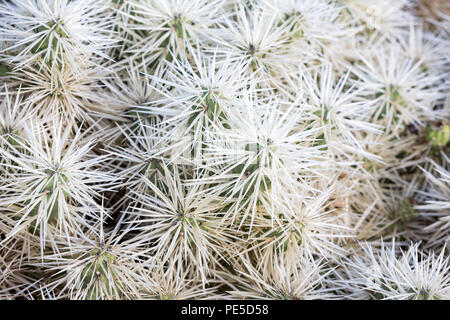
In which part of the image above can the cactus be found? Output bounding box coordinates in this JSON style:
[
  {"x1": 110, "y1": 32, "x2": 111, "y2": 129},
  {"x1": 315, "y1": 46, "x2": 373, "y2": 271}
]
[{"x1": 0, "y1": 0, "x2": 449, "y2": 300}]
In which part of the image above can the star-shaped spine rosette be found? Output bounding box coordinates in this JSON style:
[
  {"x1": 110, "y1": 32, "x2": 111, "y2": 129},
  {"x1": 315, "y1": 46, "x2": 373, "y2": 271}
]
[{"x1": 0, "y1": 120, "x2": 115, "y2": 253}]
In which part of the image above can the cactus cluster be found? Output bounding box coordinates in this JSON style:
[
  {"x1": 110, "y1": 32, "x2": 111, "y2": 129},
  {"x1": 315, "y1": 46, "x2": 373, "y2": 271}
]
[{"x1": 0, "y1": 0, "x2": 449, "y2": 300}]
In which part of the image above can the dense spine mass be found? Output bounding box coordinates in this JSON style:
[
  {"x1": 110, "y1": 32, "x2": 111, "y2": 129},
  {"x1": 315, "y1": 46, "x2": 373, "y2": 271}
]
[{"x1": 0, "y1": 0, "x2": 449, "y2": 300}]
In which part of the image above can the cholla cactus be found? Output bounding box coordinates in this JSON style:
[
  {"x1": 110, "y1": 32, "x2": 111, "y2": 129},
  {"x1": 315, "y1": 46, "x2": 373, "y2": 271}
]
[
  {"x1": 218, "y1": 252, "x2": 336, "y2": 300},
  {"x1": 33, "y1": 215, "x2": 154, "y2": 300},
  {"x1": 0, "y1": 0, "x2": 449, "y2": 300},
  {"x1": 0, "y1": 238, "x2": 39, "y2": 299},
  {"x1": 339, "y1": 241, "x2": 450, "y2": 300},
  {"x1": 0, "y1": 120, "x2": 114, "y2": 253}
]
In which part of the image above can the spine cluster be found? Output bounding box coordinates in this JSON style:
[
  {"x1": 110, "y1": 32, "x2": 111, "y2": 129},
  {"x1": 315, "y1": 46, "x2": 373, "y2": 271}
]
[{"x1": 0, "y1": 0, "x2": 449, "y2": 300}]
